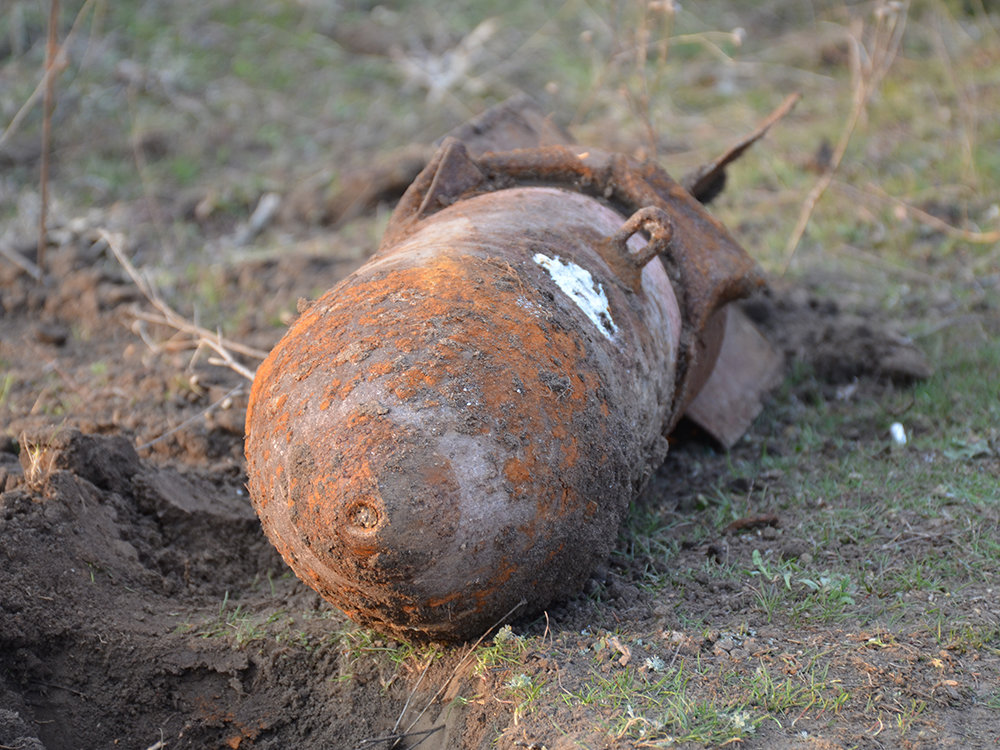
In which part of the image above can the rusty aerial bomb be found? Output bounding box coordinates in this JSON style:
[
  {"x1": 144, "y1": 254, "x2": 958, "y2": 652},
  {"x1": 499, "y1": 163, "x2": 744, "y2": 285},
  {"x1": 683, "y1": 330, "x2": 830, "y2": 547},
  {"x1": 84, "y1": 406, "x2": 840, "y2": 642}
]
[{"x1": 245, "y1": 106, "x2": 783, "y2": 642}]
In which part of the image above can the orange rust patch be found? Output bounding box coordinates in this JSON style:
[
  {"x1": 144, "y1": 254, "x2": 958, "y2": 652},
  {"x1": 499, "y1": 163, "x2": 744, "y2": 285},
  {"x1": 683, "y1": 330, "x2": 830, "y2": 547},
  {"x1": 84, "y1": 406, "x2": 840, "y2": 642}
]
[
  {"x1": 386, "y1": 367, "x2": 440, "y2": 401},
  {"x1": 321, "y1": 378, "x2": 342, "y2": 400},
  {"x1": 545, "y1": 542, "x2": 565, "y2": 563},
  {"x1": 427, "y1": 590, "x2": 464, "y2": 608},
  {"x1": 473, "y1": 558, "x2": 518, "y2": 609},
  {"x1": 366, "y1": 360, "x2": 394, "y2": 377},
  {"x1": 555, "y1": 486, "x2": 581, "y2": 517},
  {"x1": 517, "y1": 517, "x2": 538, "y2": 540},
  {"x1": 343, "y1": 408, "x2": 375, "y2": 429},
  {"x1": 282, "y1": 257, "x2": 600, "y2": 504},
  {"x1": 420, "y1": 459, "x2": 455, "y2": 491},
  {"x1": 342, "y1": 537, "x2": 378, "y2": 558},
  {"x1": 561, "y1": 436, "x2": 580, "y2": 468},
  {"x1": 504, "y1": 456, "x2": 531, "y2": 485}
]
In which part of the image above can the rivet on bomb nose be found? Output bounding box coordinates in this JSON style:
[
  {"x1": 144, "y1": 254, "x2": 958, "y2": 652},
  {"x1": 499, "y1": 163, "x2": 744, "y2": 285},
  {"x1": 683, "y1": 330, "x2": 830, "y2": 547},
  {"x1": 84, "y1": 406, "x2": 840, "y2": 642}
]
[{"x1": 347, "y1": 501, "x2": 380, "y2": 531}]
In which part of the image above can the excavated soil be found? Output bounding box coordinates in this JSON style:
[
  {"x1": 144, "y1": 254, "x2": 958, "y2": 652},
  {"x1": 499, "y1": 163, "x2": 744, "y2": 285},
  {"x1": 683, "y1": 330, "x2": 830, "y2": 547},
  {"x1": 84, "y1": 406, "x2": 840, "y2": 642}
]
[{"x1": 4, "y1": 232, "x2": 988, "y2": 750}]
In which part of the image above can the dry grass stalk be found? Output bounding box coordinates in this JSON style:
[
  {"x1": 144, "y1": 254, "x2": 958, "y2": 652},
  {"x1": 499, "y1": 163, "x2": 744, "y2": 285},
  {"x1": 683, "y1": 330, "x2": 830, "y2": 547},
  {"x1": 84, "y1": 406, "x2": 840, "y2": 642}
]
[
  {"x1": 782, "y1": 1, "x2": 909, "y2": 271},
  {"x1": 570, "y1": 4, "x2": 741, "y2": 136},
  {"x1": 37, "y1": 0, "x2": 62, "y2": 276},
  {"x1": 930, "y1": 8, "x2": 979, "y2": 185},
  {"x1": 627, "y1": 3, "x2": 662, "y2": 158},
  {"x1": 0, "y1": 0, "x2": 96, "y2": 153},
  {"x1": 99, "y1": 230, "x2": 264, "y2": 382},
  {"x1": 136, "y1": 384, "x2": 245, "y2": 452},
  {"x1": 837, "y1": 179, "x2": 1000, "y2": 245},
  {"x1": 2, "y1": 0, "x2": 97, "y2": 281},
  {"x1": 390, "y1": 656, "x2": 435, "y2": 740},
  {"x1": 0, "y1": 245, "x2": 42, "y2": 280},
  {"x1": 392, "y1": 600, "x2": 526, "y2": 746}
]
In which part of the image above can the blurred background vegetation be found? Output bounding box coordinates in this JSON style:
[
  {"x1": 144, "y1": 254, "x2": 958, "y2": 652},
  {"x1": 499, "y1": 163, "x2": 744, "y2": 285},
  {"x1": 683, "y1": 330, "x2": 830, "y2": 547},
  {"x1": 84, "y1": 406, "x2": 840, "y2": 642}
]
[{"x1": 2, "y1": 0, "x2": 997, "y2": 286}]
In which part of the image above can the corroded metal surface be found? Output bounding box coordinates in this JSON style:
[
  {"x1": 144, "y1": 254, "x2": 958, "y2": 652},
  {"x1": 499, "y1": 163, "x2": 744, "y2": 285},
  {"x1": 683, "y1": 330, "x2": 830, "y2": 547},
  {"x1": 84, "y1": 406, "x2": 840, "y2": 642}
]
[
  {"x1": 384, "y1": 139, "x2": 764, "y2": 420},
  {"x1": 245, "y1": 135, "x2": 766, "y2": 642}
]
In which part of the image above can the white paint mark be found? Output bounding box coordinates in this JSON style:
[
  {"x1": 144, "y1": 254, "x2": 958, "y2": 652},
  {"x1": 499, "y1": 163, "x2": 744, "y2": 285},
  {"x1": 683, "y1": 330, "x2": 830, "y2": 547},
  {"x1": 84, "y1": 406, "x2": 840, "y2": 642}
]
[
  {"x1": 532, "y1": 253, "x2": 617, "y2": 339},
  {"x1": 890, "y1": 422, "x2": 907, "y2": 446}
]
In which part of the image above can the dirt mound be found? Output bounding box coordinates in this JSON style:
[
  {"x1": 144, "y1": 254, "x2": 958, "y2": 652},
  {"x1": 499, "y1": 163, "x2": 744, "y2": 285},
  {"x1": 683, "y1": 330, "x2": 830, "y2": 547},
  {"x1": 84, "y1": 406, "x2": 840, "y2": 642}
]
[
  {"x1": 3, "y1": 425, "x2": 508, "y2": 749},
  {"x1": 741, "y1": 282, "x2": 933, "y2": 385},
  {"x1": 1, "y1": 429, "x2": 273, "y2": 746}
]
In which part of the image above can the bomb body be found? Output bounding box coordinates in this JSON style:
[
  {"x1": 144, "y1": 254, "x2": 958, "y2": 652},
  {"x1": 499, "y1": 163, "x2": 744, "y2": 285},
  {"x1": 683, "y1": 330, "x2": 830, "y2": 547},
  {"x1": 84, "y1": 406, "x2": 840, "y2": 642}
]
[{"x1": 246, "y1": 138, "x2": 765, "y2": 641}]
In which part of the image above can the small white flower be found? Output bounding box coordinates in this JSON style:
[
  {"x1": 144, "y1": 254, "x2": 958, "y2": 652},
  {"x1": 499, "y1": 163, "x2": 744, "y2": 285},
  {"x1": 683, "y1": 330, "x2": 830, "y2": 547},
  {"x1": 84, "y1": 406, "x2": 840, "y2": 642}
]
[
  {"x1": 494, "y1": 625, "x2": 517, "y2": 644},
  {"x1": 505, "y1": 673, "x2": 532, "y2": 691},
  {"x1": 644, "y1": 655, "x2": 667, "y2": 672},
  {"x1": 726, "y1": 710, "x2": 755, "y2": 733}
]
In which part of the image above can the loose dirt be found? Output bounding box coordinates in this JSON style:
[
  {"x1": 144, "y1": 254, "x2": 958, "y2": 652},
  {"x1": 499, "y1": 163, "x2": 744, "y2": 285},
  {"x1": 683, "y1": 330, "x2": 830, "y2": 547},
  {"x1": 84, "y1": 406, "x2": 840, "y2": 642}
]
[{"x1": 4, "y1": 231, "x2": 993, "y2": 749}]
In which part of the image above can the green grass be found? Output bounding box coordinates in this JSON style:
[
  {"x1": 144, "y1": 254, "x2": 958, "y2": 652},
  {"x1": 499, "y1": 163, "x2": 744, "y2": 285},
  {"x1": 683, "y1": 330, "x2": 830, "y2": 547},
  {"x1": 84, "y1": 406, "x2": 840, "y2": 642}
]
[
  {"x1": 501, "y1": 672, "x2": 547, "y2": 723},
  {"x1": 174, "y1": 592, "x2": 444, "y2": 679},
  {"x1": 0, "y1": 373, "x2": 15, "y2": 408},
  {"x1": 561, "y1": 661, "x2": 762, "y2": 745},
  {"x1": 608, "y1": 329, "x2": 998, "y2": 639},
  {"x1": 729, "y1": 336, "x2": 1000, "y2": 629},
  {"x1": 473, "y1": 625, "x2": 528, "y2": 672},
  {"x1": 553, "y1": 641, "x2": 855, "y2": 745},
  {"x1": 178, "y1": 590, "x2": 282, "y2": 646},
  {"x1": 588, "y1": 269, "x2": 999, "y2": 745},
  {"x1": 337, "y1": 626, "x2": 440, "y2": 669},
  {"x1": 745, "y1": 549, "x2": 858, "y2": 625}
]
